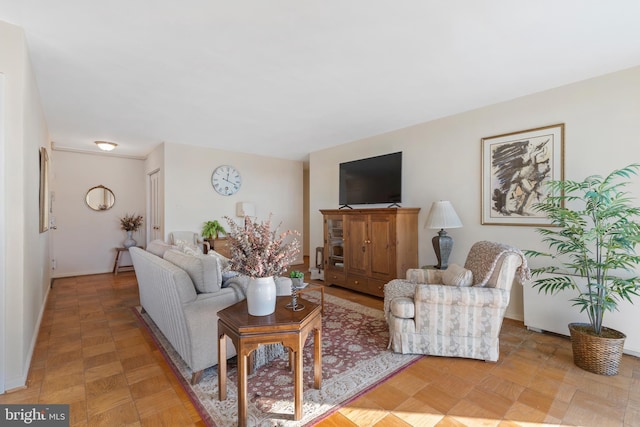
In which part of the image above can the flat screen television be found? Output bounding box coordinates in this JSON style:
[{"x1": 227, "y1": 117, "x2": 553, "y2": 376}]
[{"x1": 339, "y1": 152, "x2": 402, "y2": 206}]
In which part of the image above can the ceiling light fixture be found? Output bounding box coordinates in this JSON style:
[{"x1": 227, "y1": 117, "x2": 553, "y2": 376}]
[{"x1": 95, "y1": 141, "x2": 118, "y2": 151}]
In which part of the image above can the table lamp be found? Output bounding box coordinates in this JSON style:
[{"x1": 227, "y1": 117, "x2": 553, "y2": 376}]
[{"x1": 424, "y1": 201, "x2": 463, "y2": 269}]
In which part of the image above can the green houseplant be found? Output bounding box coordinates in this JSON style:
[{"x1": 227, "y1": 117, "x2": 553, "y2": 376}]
[
  {"x1": 289, "y1": 270, "x2": 304, "y2": 288},
  {"x1": 201, "y1": 220, "x2": 226, "y2": 240},
  {"x1": 525, "y1": 164, "x2": 640, "y2": 375}
]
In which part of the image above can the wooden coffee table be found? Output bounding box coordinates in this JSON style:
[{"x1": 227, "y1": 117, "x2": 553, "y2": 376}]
[{"x1": 218, "y1": 297, "x2": 322, "y2": 426}]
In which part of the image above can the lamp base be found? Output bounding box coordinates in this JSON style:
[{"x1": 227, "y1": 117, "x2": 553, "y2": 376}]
[{"x1": 432, "y1": 229, "x2": 454, "y2": 270}]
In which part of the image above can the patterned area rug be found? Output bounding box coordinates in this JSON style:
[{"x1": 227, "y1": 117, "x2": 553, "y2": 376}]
[{"x1": 133, "y1": 291, "x2": 421, "y2": 426}]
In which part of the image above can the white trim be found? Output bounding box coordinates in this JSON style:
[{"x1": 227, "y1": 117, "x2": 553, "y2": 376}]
[
  {"x1": 51, "y1": 142, "x2": 147, "y2": 160},
  {"x1": 3, "y1": 286, "x2": 50, "y2": 391},
  {"x1": 0, "y1": 73, "x2": 6, "y2": 393}
]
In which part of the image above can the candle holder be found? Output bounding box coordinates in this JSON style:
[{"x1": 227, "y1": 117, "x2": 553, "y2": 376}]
[{"x1": 286, "y1": 283, "x2": 305, "y2": 311}]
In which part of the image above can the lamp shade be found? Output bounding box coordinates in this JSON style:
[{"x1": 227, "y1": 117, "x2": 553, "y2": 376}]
[
  {"x1": 424, "y1": 201, "x2": 463, "y2": 229},
  {"x1": 236, "y1": 202, "x2": 256, "y2": 218}
]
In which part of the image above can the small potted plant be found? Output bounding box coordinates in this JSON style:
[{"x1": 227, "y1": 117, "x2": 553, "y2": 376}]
[
  {"x1": 120, "y1": 213, "x2": 143, "y2": 248},
  {"x1": 289, "y1": 270, "x2": 305, "y2": 289},
  {"x1": 201, "y1": 220, "x2": 226, "y2": 242},
  {"x1": 525, "y1": 164, "x2": 640, "y2": 375}
]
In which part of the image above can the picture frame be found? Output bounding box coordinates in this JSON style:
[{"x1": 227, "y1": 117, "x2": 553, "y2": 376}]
[
  {"x1": 39, "y1": 146, "x2": 49, "y2": 233},
  {"x1": 481, "y1": 123, "x2": 564, "y2": 226}
]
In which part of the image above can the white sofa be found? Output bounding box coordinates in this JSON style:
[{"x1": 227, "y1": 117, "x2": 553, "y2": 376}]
[{"x1": 130, "y1": 241, "x2": 292, "y2": 384}]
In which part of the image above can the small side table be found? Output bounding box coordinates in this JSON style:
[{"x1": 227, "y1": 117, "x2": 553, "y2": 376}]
[
  {"x1": 113, "y1": 247, "x2": 141, "y2": 275},
  {"x1": 218, "y1": 297, "x2": 322, "y2": 426}
]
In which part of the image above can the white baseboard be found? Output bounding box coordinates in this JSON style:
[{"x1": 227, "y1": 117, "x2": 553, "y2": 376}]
[{"x1": 4, "y1": 285, "x2": 51, "y2": 391}]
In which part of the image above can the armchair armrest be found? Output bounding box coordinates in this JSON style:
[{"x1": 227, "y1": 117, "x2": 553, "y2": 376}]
[{"x1": 198, "y1": 239, "x2": 211, "y2": 253}]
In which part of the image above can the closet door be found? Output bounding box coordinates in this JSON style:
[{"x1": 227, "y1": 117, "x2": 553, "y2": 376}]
[{"x1": 148, "y1": 170, "x2": 162, "y2": 241}]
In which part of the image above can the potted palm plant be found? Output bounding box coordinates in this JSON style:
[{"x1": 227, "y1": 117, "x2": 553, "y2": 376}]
[
  {"x1": 202, "y1": 220, "x2": 226, "y2": 241},
  {"x1": 525, "y1": 164, "x2": 640, "y2": 375}
]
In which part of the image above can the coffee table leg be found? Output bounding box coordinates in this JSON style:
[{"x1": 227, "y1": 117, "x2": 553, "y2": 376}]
[
  {"x1": 314, "y1": 326, "x2": 322, "y2": 389},
  {"x1": 218, "y1": 332, "x2": 226, "y2": 400},
  {"x1": 238, "y1": 352, "x2": 248, "y2": 427},
  {"x1": 294, "y1": 348, "x2": 303, "y2": 420}
]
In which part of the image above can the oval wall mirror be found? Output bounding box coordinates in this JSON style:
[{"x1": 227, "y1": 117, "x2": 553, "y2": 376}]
[{"x1": 85, "y1": 185, "x2": 116, "y2": 211}]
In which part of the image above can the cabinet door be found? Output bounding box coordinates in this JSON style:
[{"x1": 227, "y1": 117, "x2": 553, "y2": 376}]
[
  {"x1": 324, "y1": 215, "x2": 345, "y2": 274},
  {"x1": 346, "y1": 215, "x2": 369, "y2": 276},
  {"x1": 369, "y1": 214, "x2": 396, "y2": 280}
]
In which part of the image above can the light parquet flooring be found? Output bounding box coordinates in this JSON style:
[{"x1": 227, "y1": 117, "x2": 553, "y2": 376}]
[{"x1": 2, "y1": 264, "x2": 640, "y2": 426}]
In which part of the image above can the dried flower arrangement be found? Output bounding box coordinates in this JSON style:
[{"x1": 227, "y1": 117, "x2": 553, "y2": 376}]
[
  {"x1": 120, "y1": 213, "x2": 144, "y2": 232},
  {"x1": 225, "y1": 215, "x2": 301, "y2": 278}
]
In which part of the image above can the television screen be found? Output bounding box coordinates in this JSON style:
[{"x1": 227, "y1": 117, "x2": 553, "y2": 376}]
[{"x1": 339, "y1": 152, "x2": 402, "y2": 206}]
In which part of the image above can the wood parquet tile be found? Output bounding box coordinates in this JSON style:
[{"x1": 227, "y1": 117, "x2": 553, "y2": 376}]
[{"x1": 2, "y1": 259, "x2": 640, "y2": 426}]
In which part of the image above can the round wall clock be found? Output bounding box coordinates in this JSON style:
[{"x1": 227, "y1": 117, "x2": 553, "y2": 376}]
[{"x1": 211, "y1": 165, "x2": 242, "y2": 196}]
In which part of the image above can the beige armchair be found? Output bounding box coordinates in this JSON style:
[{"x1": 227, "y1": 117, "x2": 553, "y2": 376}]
[
  {"x1": 168, "y1": 231, "x2": 210, "y2": 253},
  {"x1": 384, "y1": 241, "x2": 530, "y2": 362}
]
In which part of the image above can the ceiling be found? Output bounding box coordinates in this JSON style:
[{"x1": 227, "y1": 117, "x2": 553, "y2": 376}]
[{"x1": 2, "y1": 1, "x2": 640, "y2": 160}]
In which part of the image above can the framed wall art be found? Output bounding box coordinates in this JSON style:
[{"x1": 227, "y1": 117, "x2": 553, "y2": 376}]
[{"x1": 481, "y1": 123, "x2": 564, "y2": 226}]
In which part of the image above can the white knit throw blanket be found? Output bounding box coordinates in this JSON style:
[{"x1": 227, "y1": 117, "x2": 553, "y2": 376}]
[{"x1": 463, "y1": 240, "x2": 531, "y2": 286}]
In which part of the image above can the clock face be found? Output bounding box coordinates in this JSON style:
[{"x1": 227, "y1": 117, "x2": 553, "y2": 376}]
[{"x1": 211, "y1": 165, "x2": 242, "y2": 196}]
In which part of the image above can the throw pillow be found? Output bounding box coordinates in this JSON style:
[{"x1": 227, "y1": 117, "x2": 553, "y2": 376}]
[
  {"x1": 146, "y1": 239, "x2": 172, "y2": 258},
  {"x1": 163, "y1": 249, "x2": 222, "y2": 293},
  {"x1": 173, "y1": 239, "x2": 203, "y2": 256},
  {"x1": 441, "y1": 263, "x2": 473, "y2": 287},
  {"x1": 208, "y1": 250, "x2": 231, "y2": 271}
]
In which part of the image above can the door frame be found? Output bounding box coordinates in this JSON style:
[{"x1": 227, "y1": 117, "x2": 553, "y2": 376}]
[{"x1": 0, "y1": 74, "x2": 6, "y2": 393}]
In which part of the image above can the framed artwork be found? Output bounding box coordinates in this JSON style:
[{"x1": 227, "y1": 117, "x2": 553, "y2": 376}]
[
  {"x1": 481, "y1": 123, "x2": 564, "y2": 226},
  {"x1": 39, "y1": 147, "x2": 49, "y2": 233}
]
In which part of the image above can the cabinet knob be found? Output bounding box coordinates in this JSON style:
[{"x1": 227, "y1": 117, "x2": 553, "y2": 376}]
[{"x1": 354, "y1": 280, "x2": 359, "y2": 285}]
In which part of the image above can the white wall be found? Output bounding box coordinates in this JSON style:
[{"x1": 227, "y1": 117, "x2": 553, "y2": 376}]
[
  {"x1": 160, "y1": 142, "x2": 304, "y2": 263},
  {"x1": 0, "y1": 20, "x2": 51, "y2": 390},
  {"x1": 51, "y1": 140, "x2": 305, "y2": 277},
  {"x1": 309, "y1": 65, "x2": 640, "y2": 321},
  {"x1": 51, "y1": 151, "x2": 146, "y2": 277}
]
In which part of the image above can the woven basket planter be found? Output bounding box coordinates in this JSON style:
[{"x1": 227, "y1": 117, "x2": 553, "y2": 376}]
[{"x1": 569, "y1": 323, "x2": 626, "y2": 376}]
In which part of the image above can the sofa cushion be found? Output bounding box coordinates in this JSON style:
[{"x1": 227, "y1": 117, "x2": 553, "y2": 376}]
[
  {"x1": 163, "y1": 249, "x2": 222, "y2": 293},
  {"x1": 441, "y1": 264, "x2": 473, "y2": 287},
  {"x1": 406, "y1": 268, "x2": 442, "y2": 284},
  {"x1": 146, "y1": 239, "x2": 173, "y2": 258}
]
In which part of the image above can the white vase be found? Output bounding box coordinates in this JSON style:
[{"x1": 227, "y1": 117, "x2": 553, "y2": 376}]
[
  {"x1": 124, "y1": 230, "x2": 137, "y2": 248},
  {"x1": 246, "y1": 276, "x2": 277, "y2": 316}
]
